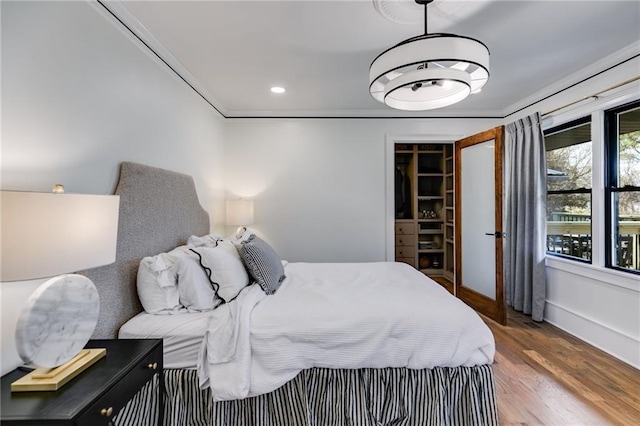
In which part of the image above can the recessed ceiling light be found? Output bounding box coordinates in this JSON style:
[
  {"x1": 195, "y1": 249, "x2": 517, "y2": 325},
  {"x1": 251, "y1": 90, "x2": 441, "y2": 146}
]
[{"x1": 270, "y1": 86, "x2": 285, "y2": 94}]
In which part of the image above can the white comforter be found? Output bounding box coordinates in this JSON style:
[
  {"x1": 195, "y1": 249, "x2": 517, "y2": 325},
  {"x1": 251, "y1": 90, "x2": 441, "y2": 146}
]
[{"x1": 198, "y1": 262, "x2": 495, "y2": 401}]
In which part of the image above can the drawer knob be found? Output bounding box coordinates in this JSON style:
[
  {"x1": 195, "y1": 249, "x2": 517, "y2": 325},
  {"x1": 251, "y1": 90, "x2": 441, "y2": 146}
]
[
  {"x1": 147, "y1": 362, "x2": 158, "y2": 370},
  {"x1": 100, "y1": 407, "x2": 114, "y2": 417}
]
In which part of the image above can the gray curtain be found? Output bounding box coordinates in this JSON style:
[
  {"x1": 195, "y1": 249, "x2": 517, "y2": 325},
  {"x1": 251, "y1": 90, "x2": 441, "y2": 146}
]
[{"x1": 504, "y1": 113, "x2": 547, "y2": 321}]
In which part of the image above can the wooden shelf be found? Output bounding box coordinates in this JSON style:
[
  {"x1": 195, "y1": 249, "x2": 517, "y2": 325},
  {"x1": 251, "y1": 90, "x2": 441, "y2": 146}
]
[
  {"x1": 420, "y1": 268, "x2": 445, "y2": 275},
  {"x1": 395, "y1": 143, "x2": 454, "y2": 284}
]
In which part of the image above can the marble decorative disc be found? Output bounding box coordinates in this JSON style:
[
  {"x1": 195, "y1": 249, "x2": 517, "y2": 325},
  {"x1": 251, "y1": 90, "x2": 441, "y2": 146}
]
[{"x1": 15, "y1": 274, "x2": 100, "y2": 368}]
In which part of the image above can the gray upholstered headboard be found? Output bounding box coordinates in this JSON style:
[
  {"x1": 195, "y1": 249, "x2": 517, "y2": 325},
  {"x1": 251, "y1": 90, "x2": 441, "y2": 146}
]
[{"x1": 83, "y1": 162, "x2": 210, "y2": 338}]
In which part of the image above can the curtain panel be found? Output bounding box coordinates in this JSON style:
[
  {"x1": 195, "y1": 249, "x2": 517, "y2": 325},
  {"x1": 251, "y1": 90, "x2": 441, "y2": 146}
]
[{"x1": 504, "y1": 112, "x2": 547, "y2": 321}]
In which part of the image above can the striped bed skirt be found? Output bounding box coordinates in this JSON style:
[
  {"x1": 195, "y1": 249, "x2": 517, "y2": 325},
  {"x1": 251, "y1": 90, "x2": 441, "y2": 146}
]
[{"x1": 114, "y1": 366, "x2": 497, "y2": 425}]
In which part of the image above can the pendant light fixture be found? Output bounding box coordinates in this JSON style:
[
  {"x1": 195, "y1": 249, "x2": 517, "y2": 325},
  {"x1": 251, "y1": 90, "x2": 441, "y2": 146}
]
[{"x1": 369, "y1": 0, "x2": 489, "y2": 111}]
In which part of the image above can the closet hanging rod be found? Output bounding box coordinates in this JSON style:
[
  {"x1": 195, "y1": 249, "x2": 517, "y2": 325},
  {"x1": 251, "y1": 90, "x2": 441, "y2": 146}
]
[{"x1": 542, "y1": 75, "x2": 640, "y2": 117}]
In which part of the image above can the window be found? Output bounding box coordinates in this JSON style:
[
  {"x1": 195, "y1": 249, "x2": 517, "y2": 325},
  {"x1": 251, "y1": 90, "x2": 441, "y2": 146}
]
[
  {"x1": 544, "y1": 117, "x2": 592, "y2": 262},
  {"x1": 605, "y1": 100, "x2": 640, "y2": 273}
]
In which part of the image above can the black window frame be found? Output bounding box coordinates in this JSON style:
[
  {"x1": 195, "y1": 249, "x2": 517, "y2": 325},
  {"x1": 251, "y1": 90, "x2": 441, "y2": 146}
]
[
  {"x1": 544, "y1": 115, "x2": 593, "y2": 263},
  {"x1": 604, "y1": 99, "x2": 640, "y2": 275}
]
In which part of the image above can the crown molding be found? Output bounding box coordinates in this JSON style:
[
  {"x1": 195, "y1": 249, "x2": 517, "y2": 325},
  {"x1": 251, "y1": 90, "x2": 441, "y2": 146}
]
[
  {"x1": 503, "y1": 41, "x2": 640, "y2": 118},
  {"x1": 94, "y1": 0, "x2": 228, "y2": 118},
  {"x1": 223, "y1": 108, "x2": 503, "y2": 119},
  {"x1": 541, "y1": 82, "x2": 640, "y2": 130}
]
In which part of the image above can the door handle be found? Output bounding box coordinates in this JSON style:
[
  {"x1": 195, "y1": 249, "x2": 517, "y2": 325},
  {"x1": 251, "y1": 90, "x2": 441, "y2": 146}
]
[{"x1": 485, "y1": 231, "x2": 502, "y2": 238}]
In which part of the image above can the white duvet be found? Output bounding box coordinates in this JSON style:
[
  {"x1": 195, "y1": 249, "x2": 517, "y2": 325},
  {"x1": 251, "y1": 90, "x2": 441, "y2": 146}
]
[{"x1": 198, "y1": 262, "x2": 495, "y2": 401}]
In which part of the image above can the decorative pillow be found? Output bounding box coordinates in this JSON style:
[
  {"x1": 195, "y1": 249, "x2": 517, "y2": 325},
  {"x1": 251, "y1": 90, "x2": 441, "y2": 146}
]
[
  {"x1": 190, "y1": 240, "x2": 249, "y2": 302},
  {"x1": 188, "y1": 231, "x2": 222, "y2": 248},
  {"x1": 175, "y1": 255, "x2": 223, "y2": 312},
  {"x1": 239, "y1": 234, "x2": 286, "y2": 295},
  {"x1": 136, "y1": 245, "x2": 193, "y2": 314}
]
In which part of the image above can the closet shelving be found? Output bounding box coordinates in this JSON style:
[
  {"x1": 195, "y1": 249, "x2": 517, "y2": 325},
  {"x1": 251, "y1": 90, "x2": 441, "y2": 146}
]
[{"x1": 394, "y1": 143, "x2": 455, "y2": 283}]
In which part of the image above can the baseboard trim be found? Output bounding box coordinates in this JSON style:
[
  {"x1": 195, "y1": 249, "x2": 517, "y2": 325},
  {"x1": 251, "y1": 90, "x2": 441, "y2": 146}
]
[{"x1": 544, "y1": 300, "x2": 640, "y2": 369}]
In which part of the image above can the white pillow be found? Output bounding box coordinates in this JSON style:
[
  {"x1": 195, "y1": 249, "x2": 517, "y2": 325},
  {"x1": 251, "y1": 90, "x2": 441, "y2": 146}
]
[
  {"x1": 187, "y1": 231, "x2": 222, "y2": 248},
  {"x1": 175, "y1": 255, "x2": 223, "y2": 312},
  {"x1": 191, "y1": 240, "x2": 249, "y2": 302},
  {"x1": 136, "y1": 245, "x2": 192, "y2": 314}
]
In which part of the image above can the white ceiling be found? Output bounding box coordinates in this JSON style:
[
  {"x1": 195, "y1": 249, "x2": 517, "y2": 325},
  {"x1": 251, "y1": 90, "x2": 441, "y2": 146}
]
[{"x1": 109, "y1": 0, "x2": 640, "y2": 118}]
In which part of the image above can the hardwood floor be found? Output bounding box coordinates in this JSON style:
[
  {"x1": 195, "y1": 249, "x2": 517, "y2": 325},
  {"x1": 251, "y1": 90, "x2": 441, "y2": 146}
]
[{"x1": 484, "y1": 309, "x2": 640, "y2": 425}]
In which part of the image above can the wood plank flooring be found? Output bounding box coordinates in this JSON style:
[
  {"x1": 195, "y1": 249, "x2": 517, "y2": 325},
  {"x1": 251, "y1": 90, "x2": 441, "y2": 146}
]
[{"x1": 484, "y1": 309, "x2": 640, "y2": 425}]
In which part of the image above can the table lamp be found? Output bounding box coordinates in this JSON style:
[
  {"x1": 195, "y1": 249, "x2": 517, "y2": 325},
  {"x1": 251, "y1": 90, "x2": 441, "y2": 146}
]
[
  {"x1": 1, "y1": 188, "x2": 120, "y2": 392},
  {"x1": 226, "y1": 199, "x2": 254, "y2": 238}
]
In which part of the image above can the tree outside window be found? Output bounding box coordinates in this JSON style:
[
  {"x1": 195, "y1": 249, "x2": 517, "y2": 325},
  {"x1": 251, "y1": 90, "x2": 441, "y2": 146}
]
[
  {"x1": 606, "y1": 102, "x2": 640, "y2": 272},
  {"x1": 544, "y1": 117, "x2": 592, "y2": 261}
]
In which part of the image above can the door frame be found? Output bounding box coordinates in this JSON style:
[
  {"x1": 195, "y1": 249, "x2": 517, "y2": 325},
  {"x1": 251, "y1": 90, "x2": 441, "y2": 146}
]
[
  {"x1": 385, "y1": 134, "x2": 463, "y2": 262},
  {"x1": 454, "y1": 126, "x2": 506, "y2": 325}
]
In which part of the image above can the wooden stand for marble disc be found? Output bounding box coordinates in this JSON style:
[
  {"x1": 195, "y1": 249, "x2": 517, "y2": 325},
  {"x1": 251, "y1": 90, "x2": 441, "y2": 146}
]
[{"x1": 11, "y1": 348, "x2": 106, "y2": 392}]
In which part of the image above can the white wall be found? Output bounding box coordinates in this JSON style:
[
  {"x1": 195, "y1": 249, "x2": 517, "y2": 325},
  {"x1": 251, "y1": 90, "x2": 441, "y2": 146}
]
[
  {"x1": 505, "y1": 45, "x2": 640, "y2": 368},
  {"x1": 0, "y1": 1, "x2": 226, "y2": 374},
  {"x1": 225, "y1": 118, "x2": 500, "y2": 262}
]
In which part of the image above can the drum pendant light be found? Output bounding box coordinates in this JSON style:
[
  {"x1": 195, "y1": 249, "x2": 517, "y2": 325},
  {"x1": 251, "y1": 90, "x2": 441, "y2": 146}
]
[{"x1": 369, "y1": 0, "x2": 489, "y2": 111}]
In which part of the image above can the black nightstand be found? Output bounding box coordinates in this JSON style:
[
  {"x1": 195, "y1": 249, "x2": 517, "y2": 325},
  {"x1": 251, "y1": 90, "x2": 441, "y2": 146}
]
[{"x1": 1, "y1": 339, "x2": 163, "y2": 426}]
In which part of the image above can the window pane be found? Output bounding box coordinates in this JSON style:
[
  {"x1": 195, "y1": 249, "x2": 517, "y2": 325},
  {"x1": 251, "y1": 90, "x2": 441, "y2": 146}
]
[
  {"x1": 546, "y1": 193, "x2": 591, "y2": 261},
  {"x1": 545, "y1": 118, "x2": 592, "y2": 262},
  {"x1": 617, "y1": 107, "x2": 640, "y2": 187},
  {"x1": 613, "y1": 191, "x2": 640, "y2": 271},
  {"x1": 545, "y1": 121, "x2": 592, "y2": 192}
]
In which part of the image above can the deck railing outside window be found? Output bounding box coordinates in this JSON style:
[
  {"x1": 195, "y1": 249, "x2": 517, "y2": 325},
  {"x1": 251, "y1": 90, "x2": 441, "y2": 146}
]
[{"x1": 547, "y1": 212, "x2": 640, "y2": 270}]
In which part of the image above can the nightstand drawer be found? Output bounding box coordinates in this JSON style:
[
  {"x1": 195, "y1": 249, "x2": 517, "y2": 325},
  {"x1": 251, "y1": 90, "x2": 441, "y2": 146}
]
[
  {"x1": 78, "y1": 343, "x2": 162, "y2": 426},
  {"x1": 395, "y1": 234, "x2": 416, "y2": 247},
  {"x1": 395, "y1": 246, "x2": 415, "y2": 258},
  {"x1": 1, "y1": 339, "x2": 163, "y2": 426},
  {"x1": 395, "y1": 222, "x2": 415, "y2": 235}
]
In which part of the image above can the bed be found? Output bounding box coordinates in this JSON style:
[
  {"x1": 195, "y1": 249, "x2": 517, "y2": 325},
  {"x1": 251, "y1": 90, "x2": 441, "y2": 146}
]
[{"x1": 83, "y1": 162, "x2": 498, "y2": 426}]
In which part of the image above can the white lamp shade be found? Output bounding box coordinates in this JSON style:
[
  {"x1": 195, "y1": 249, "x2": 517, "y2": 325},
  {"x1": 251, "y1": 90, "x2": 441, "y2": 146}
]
[
  {"x1": 226, "y1": 199, "x2": 254, "y2": 226},
  {"x1": 0, "y1": 191, "x2": 120, "y2": 282},
  {"x1": 369, "y1": 33, "x2": 489, "y2": 111}
]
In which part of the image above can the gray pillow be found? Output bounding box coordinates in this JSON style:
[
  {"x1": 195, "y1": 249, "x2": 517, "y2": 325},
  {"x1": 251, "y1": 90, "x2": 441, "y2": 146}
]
[{"x1": 239, "y1": 234, "x2": 285, "y2": 295}]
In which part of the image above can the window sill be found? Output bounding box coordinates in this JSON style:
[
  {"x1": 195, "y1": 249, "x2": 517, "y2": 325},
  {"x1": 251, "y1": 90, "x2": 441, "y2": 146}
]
[{"x1": 545, "y1": 256, "x2": 640, "y2": 292}]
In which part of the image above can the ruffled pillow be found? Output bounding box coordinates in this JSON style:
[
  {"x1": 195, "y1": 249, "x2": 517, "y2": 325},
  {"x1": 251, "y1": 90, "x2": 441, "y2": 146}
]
[
  {"x1": 187, "y1": 231, "x2": 222, "y2": 248},
  {"x1": 136, "y1": 245, "x2": 191, "y2": 314},
  {"x1": 190, "y1": 240, "x2": 249, "y2": 303},
  {"x1": 175, "y1": 255, "x2": 223, "y2": 312}
]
